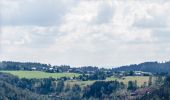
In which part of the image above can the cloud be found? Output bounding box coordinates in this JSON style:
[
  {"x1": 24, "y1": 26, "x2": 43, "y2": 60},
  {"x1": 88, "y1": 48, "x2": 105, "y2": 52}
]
[
  {"x1": 133, "y1": 2, "x2": 170, "y2": 29},
  {"x1": 0, "y1": 26, "x2": 64, "y2": 48},
  {"x1": 132, "y1": 1, "x2": 170, "y2": 44},
  {"x1": 94, "y1": 1, "x2": 114, "y2": 24},
  {"x1": 0, "y1": 0, "x2": 78, "y2": 26},
  {"x1": 152, "y1": 28, "x2": 170, "y2": 43},
  {"x1": 0, "y1": 0, "x2": 170, "y2": 67}
]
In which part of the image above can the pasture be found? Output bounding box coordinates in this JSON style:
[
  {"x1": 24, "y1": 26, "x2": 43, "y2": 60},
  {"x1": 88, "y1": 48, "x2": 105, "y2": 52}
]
[
  {"x1": 66, "y1": 76, "x2": 152, "y2": 87},
  {"x1": 106, "y1": 76, "x2": 152, "y2": 86},
  {"x1": 0, "y1": 71, "x2": 80, "y2": 79},
  {"x1": 1, "y1": 71, "x2": 153, "y2": 87}
]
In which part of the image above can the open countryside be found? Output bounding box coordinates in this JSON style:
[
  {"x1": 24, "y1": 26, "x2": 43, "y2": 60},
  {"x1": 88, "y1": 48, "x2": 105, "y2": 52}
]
[
  {"x1": 1, "y1": 70, "x2": 153, "y2": 87},
  {"x1": 0, "y1": 61, "x2": 169, "y2": 100},
  {"x1": 0, "y1": 71, "x2": 80, "y2": 79}
]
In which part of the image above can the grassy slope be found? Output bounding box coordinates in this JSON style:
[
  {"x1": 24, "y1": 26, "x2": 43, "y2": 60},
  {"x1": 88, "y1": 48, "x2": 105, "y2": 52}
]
[
  {"x1": 0, "y1": 71, "x2": 80, "y2": 79},
  {"x1": 0, "y1": 71, "x2": 153, "y2": 87},
  {"x1": 67, "y1": 76, "x2": 152, "y2": 87},
  {"x1": 66, "y1": 80, "x2": 95, "y2": 88},
  {"x1": 106, "y1": 76, "x2": 150, "y2": 86}
]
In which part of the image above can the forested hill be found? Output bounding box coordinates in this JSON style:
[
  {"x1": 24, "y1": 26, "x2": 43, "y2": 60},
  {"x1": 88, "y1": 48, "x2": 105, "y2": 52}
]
[
  {"x1": 0, "y1": 61, "x2": 50, "y2": 70},
  {"x1": 112, "y1": 61, "x2": 170, "y2": 73},
  {"x1": 1, "y1": 61, "x2": 170, "y2": 73}
]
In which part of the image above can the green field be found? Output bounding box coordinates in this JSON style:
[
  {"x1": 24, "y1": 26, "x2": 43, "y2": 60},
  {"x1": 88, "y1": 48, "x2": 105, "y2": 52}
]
[
  {"x1": 0, "y1": 71, "x2": 80, "y2": 79},
  {"x1": 66, "y1": 80, "x2": 95, "y2": 88},
  {"x1": 66, "y1": 76, "x2": 152, "y2": 87},
  {"x1": 106, "y1": 76, "x2": 152, "y2": 86},
  {"x1": 0, "y1": 71, "x2": 153, "y2": 87},
  {"x1": 73, "y1": 76, "x2": 151, "y2": 87}
]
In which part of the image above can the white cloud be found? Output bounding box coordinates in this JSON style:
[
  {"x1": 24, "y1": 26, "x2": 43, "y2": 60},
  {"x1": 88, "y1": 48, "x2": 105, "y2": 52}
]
[
  {"x1": 0, "y1": 0, "x2": 78, "y2": 26},
  {"x1": 0, "y1": 0, "x2": 170, "y2": 67}
]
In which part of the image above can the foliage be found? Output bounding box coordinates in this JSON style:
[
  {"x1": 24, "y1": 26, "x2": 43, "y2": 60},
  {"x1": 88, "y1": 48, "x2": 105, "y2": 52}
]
[
  {"x1": 127, "y1": 80, "x2": 137, "y2": 91},
  {"x1": 0, "y1": 73, "x2": 48, "y2": 100},
  {"x1": 83, "y1": 81, "x2": 125, "y2": 98},
  {"x1": 141, "y1": 76, "x2": 170, "y2": 100},
  {"x1": 113, "y1": 61, "x2": 170, "y2": 73}
]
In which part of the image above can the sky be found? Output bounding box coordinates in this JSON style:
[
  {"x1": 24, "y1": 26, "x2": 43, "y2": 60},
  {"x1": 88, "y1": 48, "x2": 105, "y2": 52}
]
[{"x1": 0, "y1": 0, "x2": 170, "y2": 67}]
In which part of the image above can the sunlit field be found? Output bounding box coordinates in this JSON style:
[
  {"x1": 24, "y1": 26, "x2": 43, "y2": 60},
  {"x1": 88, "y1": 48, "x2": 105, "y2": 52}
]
[{"x1": 0, "y1": 71, "x2": 80, "y2": 79}]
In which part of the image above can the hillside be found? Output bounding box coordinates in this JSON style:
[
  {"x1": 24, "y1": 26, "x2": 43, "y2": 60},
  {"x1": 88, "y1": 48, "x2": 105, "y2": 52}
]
[
  {"x1": 112, "y1": 61, "x2": 170, "y2": 73},
  {"x1": 1, "y1": 61, "x2": 170, "y2": 73},
  {"x1": 0, "y1": 73, "x2": 48, "y2": 100},
  {"x1": 0, "y1": 71, "x2": 80, "y2": 79}
]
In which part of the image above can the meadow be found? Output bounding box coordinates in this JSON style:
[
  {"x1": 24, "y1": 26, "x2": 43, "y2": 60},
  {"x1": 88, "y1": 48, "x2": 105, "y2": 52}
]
[
  {"x1": 1, "y1": 70, "x2": 152, "y2": 87},
  {"x1": 106, "y1": 76, "x2": 151, "y2": 86},
  {"x1": 0, "y1": 71, "x2": 80, "y2": 79},
  {"x1": 66, "y1": 76, "x2": 152, "y2": 87}
]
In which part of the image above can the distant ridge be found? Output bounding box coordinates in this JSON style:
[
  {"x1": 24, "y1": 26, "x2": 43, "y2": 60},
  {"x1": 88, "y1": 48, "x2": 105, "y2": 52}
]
[
  {"x1": 0, "y1": 60, "x2": 170, "y2": 73},
  {"x1": 112, "y1": 61, "x2": 170, "y2": 73}
]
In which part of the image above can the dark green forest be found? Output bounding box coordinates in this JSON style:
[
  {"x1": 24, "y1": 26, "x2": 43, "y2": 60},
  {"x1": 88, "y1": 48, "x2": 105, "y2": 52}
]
[{"x1": 113, "y1": 61, "x2": 170, "y2": 73}]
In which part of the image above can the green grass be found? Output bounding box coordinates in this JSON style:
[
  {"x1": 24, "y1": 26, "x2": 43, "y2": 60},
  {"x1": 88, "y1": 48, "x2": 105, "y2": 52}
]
[
  {"x1": 66, "y1": 76, "x2": 151, "y2": 87},
  {"x1": 106, "y1": 76, "x2": 151, "y2": 86},
  {"x1": 66, "y1": 80, "x2": 95, "y2": 88},
  {"x1": 66, "y1": 76, "x2": 152, "y2": 88},
  {"x1": 0, "y1": 71, "x2": 80, "y2": 79},
  {"x1": 0, "y1": 70, "x2": 154, "y2": 87}
]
